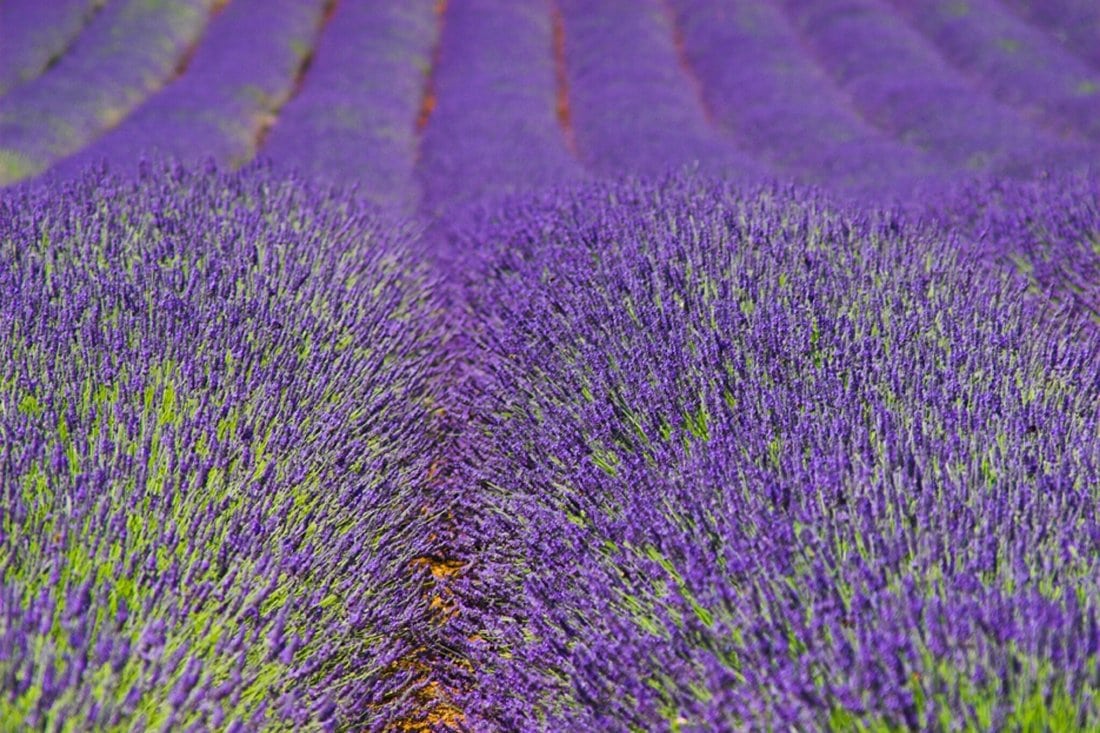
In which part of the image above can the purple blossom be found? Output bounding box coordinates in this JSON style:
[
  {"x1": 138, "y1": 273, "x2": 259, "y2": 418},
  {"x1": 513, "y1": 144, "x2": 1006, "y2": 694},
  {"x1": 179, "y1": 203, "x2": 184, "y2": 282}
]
[
  {"x1": 0, "y1": 162, "x2": 455, "y2": 728},
  {"x1": 457, "y1": 176, "x2": 1100, "y2": 730}
]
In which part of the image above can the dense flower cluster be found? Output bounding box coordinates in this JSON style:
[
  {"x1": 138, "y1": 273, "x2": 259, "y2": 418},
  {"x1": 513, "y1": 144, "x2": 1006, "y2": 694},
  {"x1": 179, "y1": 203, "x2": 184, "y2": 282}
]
[
  {"x1": 926, "y1": 174, "x2": 1100, "y2": 330},
  {"x1": 460, "y1": 177, "x2": 1099, "y2": 730},
  {"x1": 0, "y1": 164, "x2": 451, "y2": 729}
]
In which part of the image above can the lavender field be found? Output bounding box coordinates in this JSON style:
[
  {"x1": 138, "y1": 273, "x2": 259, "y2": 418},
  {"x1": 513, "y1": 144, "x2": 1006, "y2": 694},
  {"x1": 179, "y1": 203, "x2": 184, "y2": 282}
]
[{"x1": 1, "y1": 2, "x2": 1098, "y2": 731}]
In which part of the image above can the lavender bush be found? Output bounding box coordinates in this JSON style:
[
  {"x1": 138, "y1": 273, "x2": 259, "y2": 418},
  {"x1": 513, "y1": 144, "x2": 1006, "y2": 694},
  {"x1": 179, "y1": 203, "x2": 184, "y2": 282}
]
[
  {"x1": 0, "y1": 163, "x2": 452, "y2": 729},
  {"x1": 460, "y1": 177, "x2": 1099, "y2": 730},
  {"x1": 926, "y1": 173, "x2": 1100, "y2": 329}
]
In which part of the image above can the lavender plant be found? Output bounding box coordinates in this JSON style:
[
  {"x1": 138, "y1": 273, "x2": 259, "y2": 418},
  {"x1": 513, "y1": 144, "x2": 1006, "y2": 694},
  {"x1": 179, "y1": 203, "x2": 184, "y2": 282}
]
[
  {"x1": 461, "y1": 177, "x2": 1099, "y2": 731},
  {"x1": 927, "y1": 173, "x2": 1100, "y2": 328},
  {"x1": 0, "y1": 163, "x2": 451, "y2": 730}
]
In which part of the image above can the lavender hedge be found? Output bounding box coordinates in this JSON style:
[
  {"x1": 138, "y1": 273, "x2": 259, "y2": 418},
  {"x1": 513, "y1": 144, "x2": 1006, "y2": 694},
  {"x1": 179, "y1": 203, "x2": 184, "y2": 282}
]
[
  {"x1": 0, "y1": 0, "x2": 102, "y2": 96},
  {"x1": 460, "y1": 177, "x2": 1099, "y2": 730},
  {"x1": 262, "y1": 0, "x2": 437, "y2": 212},
  {"x1": 666, "y1": 0, "x2": 937, "y2": 199},
  {"x1": 0, "y1": 163, "x2": 451, "y2": 729},
  {"x1": 779, "y1": 0, "x2": 1096, "y2": 179},
  {"x1": 49, "y1": 0, "x2": 329, "y2": 180}
]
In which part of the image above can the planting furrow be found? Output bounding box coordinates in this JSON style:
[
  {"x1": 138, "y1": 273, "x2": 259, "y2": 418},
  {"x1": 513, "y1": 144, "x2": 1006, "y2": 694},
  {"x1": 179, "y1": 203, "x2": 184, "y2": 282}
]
[
  {"x1": 415, "y1": 0, "x2": 583, "y2": 216},
  {"x1": 0, "y1": 163, "x2": 452, "y2": 729},
  {"x1": 665, "y1": 0, "x2": 939, "y2": 199},
  {"x1": 555, "y1": 0, "x2": 767, "y2": 180},
  {"x1": 0, "y1": 0, "x2": 104, "y2": 97},
  {"x1": 885, "y1": 0, "x2": 1100, "y2": 145},
  {"x1": 460, "y1": 178, "x2": 1100, "y2": 730},
  {"x1": 779, "y1": 0, "x2": 1097, "y2": 179},
  {"x1": 998, "y1": 0, "x2": 1100, "y2": 72},
  {"x1": 0, "y1": 0, "x2": 218, "y2": 186},
  {"x1": 262, "y1": 0, "x2": 437, "y2": 213},
  {"x1": 47, "y1": 0, "x2": 330, "y2": 181}
]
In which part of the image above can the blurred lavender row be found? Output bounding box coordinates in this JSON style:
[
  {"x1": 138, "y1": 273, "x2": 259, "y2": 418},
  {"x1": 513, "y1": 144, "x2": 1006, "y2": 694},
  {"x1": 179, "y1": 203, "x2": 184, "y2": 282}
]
[
  {"x1": 48, "y1": 0, "x2": 330, "y2": 181},
  {"x1": 1000, "y1": 0, "x2": 1100, "y2": 72},
  {"x1": 779, "y1": 0, "x2": 1097, "y2": 179},
  {"x1": 416, "y1": 0, "x2": 582, "y2": 215},
  {"x1": 666, "y1": 0, "x2": 938, "y2": 200},
  {"x1": 0, "y1": 0, "x2": 218, "y2": 185},
  {"x1": 556, "y1": 0, "x2": 766, "y2": 181},
  {"x1": 885, "y1": 0, "x2": 1100, "y2": 145},
  {"x1": 5, "y1": 1, "x2": 1100, "y2": 207},
  {"x1": 262, "y1": 0, "x2": 438, "y2": 212},
  {"x1": 0, "y1": 0, "x2": 103, "y2": 96}
]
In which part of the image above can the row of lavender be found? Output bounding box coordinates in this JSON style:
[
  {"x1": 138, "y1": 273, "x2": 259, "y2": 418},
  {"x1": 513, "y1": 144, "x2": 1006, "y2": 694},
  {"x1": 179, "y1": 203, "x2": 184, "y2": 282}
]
[
  {"x1": 455, "y1": 176, "x2": 1099, "y2": 730},
  {"x1": 0, "y1": 0, "x2": 218, "y2": 184},
  {"x1": 1, "y1": 166, "x2": 1096, "y2": 729},
  {"x1": 6, "y1": 1, "x2": 1100, "y2": 206},
  {"x1": 0, "y1": 164, "x2": 459, "y2": 730}
]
